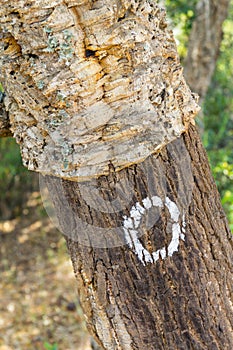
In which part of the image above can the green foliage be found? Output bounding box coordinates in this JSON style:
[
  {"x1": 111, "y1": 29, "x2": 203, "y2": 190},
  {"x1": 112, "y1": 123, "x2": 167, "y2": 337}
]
[
  {"x1": 43, "y1": 342, "x2": 58, "y2": 350},
  {"x1": 0, "y1": 138, "x2": 23, "y2": 176},
  {"x1": 165, "y1": 0, "x2": 198, "y2": 26},
  {"x1": 165, "y1": 0, "x2": 233, "y2": 230},
  {"x1": 202, "y1": 2, "x2": 233, "y2": 230},
  {"x1": 0, "y1": 138, "x2": 36, "y2": 219},
  {"x1": 165, "y1": 0, "x2": 198, "y2": 59}
]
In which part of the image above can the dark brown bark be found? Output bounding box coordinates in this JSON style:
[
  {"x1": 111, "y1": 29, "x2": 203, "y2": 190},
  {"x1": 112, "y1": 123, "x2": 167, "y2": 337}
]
[
  {"x1": 44, "y1": 125, "x2": 233, "y2": 350},
  {"x1": 0, "y1": 102, "x2": 12, "y2": 137},
  {"x1": 184, "y1": 0, "x2": 230, "y2": 103}
]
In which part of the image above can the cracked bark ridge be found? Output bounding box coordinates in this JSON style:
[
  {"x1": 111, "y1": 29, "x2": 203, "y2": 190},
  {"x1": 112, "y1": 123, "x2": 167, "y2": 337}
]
[{"x1": 0, "y1": 0, "x2": 199, "y2": 181}]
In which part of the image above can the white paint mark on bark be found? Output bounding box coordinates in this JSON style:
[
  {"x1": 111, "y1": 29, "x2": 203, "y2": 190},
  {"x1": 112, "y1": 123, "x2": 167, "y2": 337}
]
[
  {"x1": 152, "y1": 196, "x2": 163, "y2": 208},
  {"x1": 167, "y1": 223, "x2": 181, "y2": 257},
  {"x1": 123, "y1": 196, "x2": 186, "y2": 265},
  {"x1": 142, "y1": 197, "x2": 152, "y2": 209},
  {"x1": 130, "y1": 229, "x2": 154, "y2": 264},
  {"x1": 165, "y1": 197, "x2": 180, "y2": 221},
  {"x1": 180, "y1": 213, "x2": 186, "y2": 240},
  {"x1": 159, "y1": 247, "x2": 167, "y2": 260}
]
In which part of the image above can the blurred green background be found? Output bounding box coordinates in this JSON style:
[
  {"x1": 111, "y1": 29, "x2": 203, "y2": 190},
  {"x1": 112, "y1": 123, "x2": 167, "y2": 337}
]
[
  {"x1": 0, "y1": 0, "x2": 232, "y2": 228},
  {"x1": 166, "y1": 0, "x2": 233, "y2": 230}
]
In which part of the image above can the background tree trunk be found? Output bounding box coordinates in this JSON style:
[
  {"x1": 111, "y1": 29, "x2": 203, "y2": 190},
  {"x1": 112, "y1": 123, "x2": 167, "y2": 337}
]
[
  {"x1": 43, "y1": 124, "x2": 233, "y2": 350},
  {"x1": 184, "y1": 0, "x2": 230, "y2": 103}
]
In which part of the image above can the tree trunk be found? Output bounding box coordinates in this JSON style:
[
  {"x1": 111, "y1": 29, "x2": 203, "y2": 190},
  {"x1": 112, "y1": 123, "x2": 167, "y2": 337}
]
[
  {"x1": 0, "y1": 0, "x2": 199, "y2": 177},
  {"x1": 1, "y1": 0, "x2": 232, "y2": 349},
  {"x1": 184, "y1": 0, "x2": 230, "y2": 103},
  {"x1": 43, "y1": 124, "x2": 233, "y2": 350}
]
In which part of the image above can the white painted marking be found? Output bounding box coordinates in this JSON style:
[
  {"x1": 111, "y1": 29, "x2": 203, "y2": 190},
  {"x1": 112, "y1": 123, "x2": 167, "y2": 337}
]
[
  {"x1": 123, "y1": 216, "x2": 134, "y2": 229},
  {"x1": 167, "y1": 223, "x2": 181, "y2": 257},
  {"x1": 181, "y1": 213, "x2": 186, "y2": 238},
  {"x1": 165, "y1": 197, "x2": 180, "y2": 221},
  {"x1": 180, "y1": 232, "x2": 185, "y2": 241},
  {"x1": 151, "y1": 196, "x2": 163, "y2": 208},
  {"x1": 123, "y1": 227, "x2": 133, "y2": 249},
  {"x1": 136, "y1": 202, "x2": 145, "y2": 214},
  {"x1": 160, "y1": 247, "x2": 167, "y2": 260},
  {"x1": 129, "y1": 229, "x2": 154, "y2": 265},
  {"x1": 123, "y1": 196, "x2": 186, "y2": 265},
  {"x1": 142, "y1": 197, "x2": 152, "y2": 209},
  {"x1": 152, "y1": 250, "x2": 160, "y2": 262}
]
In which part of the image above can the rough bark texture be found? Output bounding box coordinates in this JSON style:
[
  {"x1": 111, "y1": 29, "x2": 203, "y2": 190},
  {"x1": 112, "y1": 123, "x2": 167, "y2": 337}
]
[
  {"x1": 0, "y1": 0, "x2": 199, "y2": 180},
  {"x1": 44, "y1": 124, "x2": 233, "y2": 350},
  {"x1": 184, "y1": 0, "x2": 230, "y2": 103},
  {"x1": 1, "y1": 1, "x2": 232, "y2": 349},
  {"x1": 0, "y1": 99, "x2": 12, "y2": 136}
]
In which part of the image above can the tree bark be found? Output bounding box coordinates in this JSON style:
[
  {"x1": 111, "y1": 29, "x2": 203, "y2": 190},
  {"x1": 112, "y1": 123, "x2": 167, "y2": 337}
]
[
  {"x1": 0, "y1": 0, "x2": 199, "y2": 179},
  {"x1": 184, "y1": 0, "x2": 230, "y2": 103},
  {"x1": 44, "y1": 124, "x2": 233, "y2": 350},
  {"x1": 1, "y1": 1, "x2": 232, "y2": 349},
  {"x1": 0, "y1": 99, "x2": 12, "y2": 137}
]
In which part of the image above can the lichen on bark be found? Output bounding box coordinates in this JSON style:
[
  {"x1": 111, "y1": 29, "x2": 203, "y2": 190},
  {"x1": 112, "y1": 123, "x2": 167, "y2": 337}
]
[{"x1": 0, "y1": 0, "x2": 199, "y2": 181}]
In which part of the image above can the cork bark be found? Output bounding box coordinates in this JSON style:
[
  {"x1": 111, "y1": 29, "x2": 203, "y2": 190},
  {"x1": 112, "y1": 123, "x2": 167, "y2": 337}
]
[
  {"x1": 184, "y1": 0, "x2": 230, "y2": 103},
  {"x1": 44, "y1": 125, "x2": 233, "y2": 350},
  {"x1": 1, "y1": 1, "x2": 232, "y2": 349},
  {"x1": 0, "y1": 0, "x2": 199, "y2": 180}
]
